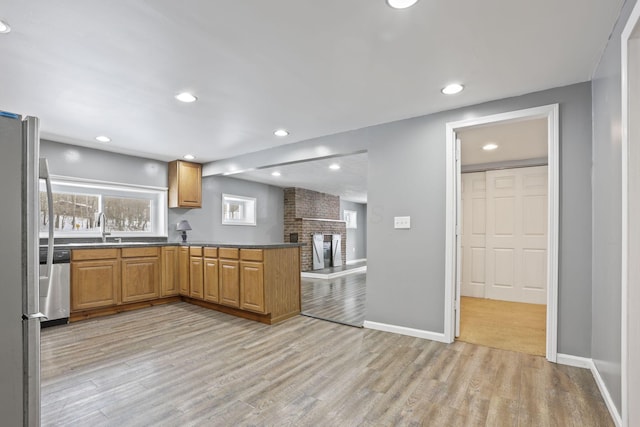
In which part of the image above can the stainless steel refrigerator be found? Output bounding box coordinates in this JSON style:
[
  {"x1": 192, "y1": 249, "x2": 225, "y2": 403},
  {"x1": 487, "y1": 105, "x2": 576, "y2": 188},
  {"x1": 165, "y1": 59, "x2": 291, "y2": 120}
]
[{"x1": 0, "y1": 111, "x2": 54, "y2": 426}]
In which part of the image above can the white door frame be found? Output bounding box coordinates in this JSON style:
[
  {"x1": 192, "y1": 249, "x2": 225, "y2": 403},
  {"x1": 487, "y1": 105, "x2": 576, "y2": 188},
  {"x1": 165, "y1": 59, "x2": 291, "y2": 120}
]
[
  {"x1": 621, "y1": 3, "x2": 640, "y2": 425},
  {"x1": 444, "y1": 104, "x2": 559, "y2": 362}
]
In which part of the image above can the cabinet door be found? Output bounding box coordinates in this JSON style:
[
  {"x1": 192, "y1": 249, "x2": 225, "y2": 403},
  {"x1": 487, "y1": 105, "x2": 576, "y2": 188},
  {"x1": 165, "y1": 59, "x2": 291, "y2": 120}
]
[
  {"x1": 169, "y1": 160, "x2": 202, "y2": 208},
  {"x1": 203, "y1": 257, "x2": 219, "y2": 303},
  {"x1": 161, "y1": 247, "x2": 179, "y2": 296},
  {"x1": 178, "y1": 247, "x2": 190, "y2": 295},
  {"x1": 219, "y1": 260, "x2": 240, "y2": 308},
  {"x1": 190, "y1": 256, "x2": 204, "y2": 299},
  {"x1": 71, "y1": 259, "x2": 119, "y2": 311},
  {"x1": 240, "y1": 261, "x2": 265, "y2": 313},
  {"x1": 122, "y1": 257, "x2": 160, "y2": 303}
]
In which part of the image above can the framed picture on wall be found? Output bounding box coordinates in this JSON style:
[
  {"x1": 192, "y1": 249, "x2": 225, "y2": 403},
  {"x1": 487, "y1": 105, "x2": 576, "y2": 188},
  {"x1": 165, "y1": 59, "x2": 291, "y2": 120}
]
[
  {"x1": 222, "y1": 194, "x2": 256, "y2": 226},
  {"x1": 344, "y1": 210, "x2": 357, "y2": 229}
]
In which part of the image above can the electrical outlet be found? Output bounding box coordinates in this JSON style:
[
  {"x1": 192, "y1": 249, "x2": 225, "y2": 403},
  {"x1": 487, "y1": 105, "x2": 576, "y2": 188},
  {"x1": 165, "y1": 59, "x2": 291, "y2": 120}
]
[{"x1": 394, "y1": 216, "x2": 411, "y2": 229}]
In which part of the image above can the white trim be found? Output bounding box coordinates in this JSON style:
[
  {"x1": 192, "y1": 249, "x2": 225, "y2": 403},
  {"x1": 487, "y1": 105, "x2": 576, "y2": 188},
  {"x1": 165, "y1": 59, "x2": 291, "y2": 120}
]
[
  {"x1": 301, "y1": 265, "x2": 367, "y2": 279},
  {"x1": 50, "y1": 174, "x2": 168, "y2": 191},
  {"x1": 556, "y1": 353, "x2": 593, "y2": 369},
  {"x1": 346, "y1": 258, "x2": 367, "y2": 265},
  {"x1": 444, "y1": 104, "x2": 560, "y2": 364},
  {"x1": 621, "y1": 4, "x2": 640, "y2": 426},
  {"x1": 363, "y1": 321, "x2": 448, "y2": 343},
  {"x1": 556, "y1": 354, "x2": 622, "y2": 426},
  {"x1": 591, "y1": 360, "x2": 623, "y2": 427}
]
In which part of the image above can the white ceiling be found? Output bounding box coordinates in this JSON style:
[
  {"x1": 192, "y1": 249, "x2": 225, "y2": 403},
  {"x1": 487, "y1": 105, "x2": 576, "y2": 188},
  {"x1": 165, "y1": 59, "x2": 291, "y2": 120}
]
[
  {"x1": 233, "y1": 118, "x2": 547, "y2": 203},
  {"x1": 459, "y1": 118, "x2": 548, "y2": 166},
  {"x1": 0, "y1": 0, "x2": 623, "y2": 164},
  {"x1": 235, "y1": 153, "x2": 369, "y2": 204}
]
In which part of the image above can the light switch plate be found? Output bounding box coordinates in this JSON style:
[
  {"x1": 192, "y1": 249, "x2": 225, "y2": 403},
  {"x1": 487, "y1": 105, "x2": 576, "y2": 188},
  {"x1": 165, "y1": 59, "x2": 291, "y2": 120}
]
[{"x1": 394, "y1": 216, "x2": 411, "y2": 229}]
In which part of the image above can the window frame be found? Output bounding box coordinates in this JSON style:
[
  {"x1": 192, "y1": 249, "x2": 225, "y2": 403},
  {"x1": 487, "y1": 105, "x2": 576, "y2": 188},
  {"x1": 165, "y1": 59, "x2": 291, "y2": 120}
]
[{"x1": 40, "y1": 175, "x2": 168, "y2": 238}]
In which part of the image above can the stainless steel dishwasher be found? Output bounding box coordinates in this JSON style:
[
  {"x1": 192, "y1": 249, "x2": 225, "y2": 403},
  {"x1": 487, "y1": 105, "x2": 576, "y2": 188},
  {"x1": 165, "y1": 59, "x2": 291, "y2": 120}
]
[{"x1": 39, "y1": 247, "x2": 70, "y2": 327}]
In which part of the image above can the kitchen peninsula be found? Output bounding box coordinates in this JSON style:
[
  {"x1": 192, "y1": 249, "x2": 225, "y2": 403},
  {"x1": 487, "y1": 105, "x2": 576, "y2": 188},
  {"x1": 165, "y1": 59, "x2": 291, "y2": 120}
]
[{"x1": 67, "y1": 242, "x2": 302, "y2": 325}]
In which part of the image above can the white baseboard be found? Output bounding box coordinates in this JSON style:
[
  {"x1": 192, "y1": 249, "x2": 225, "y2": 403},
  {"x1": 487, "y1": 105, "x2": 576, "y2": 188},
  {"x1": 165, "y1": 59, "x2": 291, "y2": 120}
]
[
  {"x1": 362, "y1": 320, "x2": 449, "y2": 343},
  {"x1": 556, "y1": 353, "x2": 593, "y2": 369},
  {"x1": 301, "y1": 265, "x2": 366, "y2": 279},
  {"x1": 346, "y1": 258, "x2": 367, "y2": 265},
  {"x1": 557, "y1": 353, "x2": 622, "y2": 427}
]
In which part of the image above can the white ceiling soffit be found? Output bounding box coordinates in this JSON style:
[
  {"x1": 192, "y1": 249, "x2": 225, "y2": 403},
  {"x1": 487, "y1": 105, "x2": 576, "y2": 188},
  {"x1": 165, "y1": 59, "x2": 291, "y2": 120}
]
[
  {"x1": 233, "y1": 153, "x2": 369, "y2": 204},
  {"x1": 0, "y1": 1, "x2": 623, "y2": 163},
  {"x1": 458, "y1": 118, "x2": 548, "y2": 166}
]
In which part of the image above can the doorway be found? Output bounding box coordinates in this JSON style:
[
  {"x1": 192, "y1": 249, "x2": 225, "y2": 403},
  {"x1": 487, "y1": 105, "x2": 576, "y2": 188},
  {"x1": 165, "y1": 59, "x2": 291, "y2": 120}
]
[
  {"x1": 444, "y1": 104, "x2": 559, "y2": 362},
  {"x1": 458, "y1": 161, "x2": 548, "y2": 355}
]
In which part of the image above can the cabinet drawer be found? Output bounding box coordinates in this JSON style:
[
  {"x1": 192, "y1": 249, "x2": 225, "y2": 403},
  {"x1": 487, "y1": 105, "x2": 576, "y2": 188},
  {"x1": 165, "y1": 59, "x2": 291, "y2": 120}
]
[
  {"x1": 203, "y1": 247, "x2": 218, "y2": 258},
  {"x1": 121, "y1": 247, "x2": 159, "y2": 258},
  {"x1": 190, "y1": 246, "x2": 203, "y2": 257},
  {"x1": 71, "y1": 248, "x2": 118, "y2": 261},
  {"x1": 240, "y1": 249, "x2": 263, "y2": 262},
  {"x1": 219, "y1": 248, "x2": 239, "y2": 259}
]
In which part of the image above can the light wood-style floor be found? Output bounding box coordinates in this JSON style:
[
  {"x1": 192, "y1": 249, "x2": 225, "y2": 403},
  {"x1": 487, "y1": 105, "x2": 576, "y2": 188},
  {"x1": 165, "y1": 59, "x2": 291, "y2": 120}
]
[
  {"x1": 301, "y1": 272, "x2": 366, "y2": 327},
  {"x1": 458, "y1": 297, "x2": 547, "y2": 356},
  {"x1": 41, "y1": 302, "x2": 613, "y2": 426}
]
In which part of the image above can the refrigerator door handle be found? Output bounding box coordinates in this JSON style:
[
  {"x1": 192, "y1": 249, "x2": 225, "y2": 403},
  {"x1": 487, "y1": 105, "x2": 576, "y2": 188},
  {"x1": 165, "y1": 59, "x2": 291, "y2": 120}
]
[
  {"x1": 39, "y1": 158, "x2": 54, "y2": 295},
  {"x1": 22, "y1": 312, "x2": 47, "y2": 320}
]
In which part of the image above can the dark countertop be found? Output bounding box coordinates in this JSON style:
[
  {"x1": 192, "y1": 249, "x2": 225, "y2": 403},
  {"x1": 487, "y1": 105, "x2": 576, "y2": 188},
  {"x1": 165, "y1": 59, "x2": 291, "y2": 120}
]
[
  {"x1": 182, "y1": 242, "x2": 304, "y2": 249},
  {"x1": 48, "y1": 241, "x2": 303, "y2": 250}
]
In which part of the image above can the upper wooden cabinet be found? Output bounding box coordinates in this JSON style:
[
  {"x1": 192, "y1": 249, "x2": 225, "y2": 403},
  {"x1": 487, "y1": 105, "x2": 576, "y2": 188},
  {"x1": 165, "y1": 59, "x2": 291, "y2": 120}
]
[{"x1": 168, "y1": 160, "x2": 202, "y2": 208}]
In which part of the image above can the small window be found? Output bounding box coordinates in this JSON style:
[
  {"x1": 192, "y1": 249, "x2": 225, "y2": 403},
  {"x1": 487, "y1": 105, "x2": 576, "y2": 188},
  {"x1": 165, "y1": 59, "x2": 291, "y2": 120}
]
[
  {"x1": 222, "y1": 194, "x2": 256, "y2": 226},
  {"x1": 40, "y1": 177, "x2": 167, "y2": 238}
]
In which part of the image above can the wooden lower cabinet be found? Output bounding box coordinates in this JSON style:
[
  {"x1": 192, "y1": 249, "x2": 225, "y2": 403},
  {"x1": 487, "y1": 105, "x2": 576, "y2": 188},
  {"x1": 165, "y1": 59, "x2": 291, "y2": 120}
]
[
  {"x1": 121, "y1": 257, "x2": 160, "y2": 303},
  {"x1": 240, "y1": 261, "x2": 265, "y2": 313},
  {"x1": 121, "y1": 247, "x2": 160, "y2": 303},
  {"x1": 71, "y1": 258, "x2": 119, "y2": 311},
  {"x1": 190, "y1": 256, "x2": 204, "y2": 299},
  {"x1": 71, "y1": 244, "x2": 301, "y2": 325},
  {"x1": 203, "y1": 257, "x2": 219, "y2": 303},
  {"x1": 161, "y1": 247, "x2": 179, "y2": 296},
  {"x1": 178, "y1": 247, "x2": 190, "y2": 296},
  {"x1": 219, "y1": 260, "x2": 240, "y2": 308}
]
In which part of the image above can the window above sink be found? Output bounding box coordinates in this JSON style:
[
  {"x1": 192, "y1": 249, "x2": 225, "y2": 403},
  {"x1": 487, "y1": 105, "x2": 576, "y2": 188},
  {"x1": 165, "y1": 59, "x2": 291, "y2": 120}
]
[{"x1": 40, "y1": 176, "x2": 168, "y2": 239}]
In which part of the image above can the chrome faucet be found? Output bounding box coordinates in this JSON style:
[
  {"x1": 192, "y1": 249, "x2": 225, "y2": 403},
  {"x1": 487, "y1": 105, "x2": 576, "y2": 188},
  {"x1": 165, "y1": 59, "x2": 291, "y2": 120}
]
[{"x1": 97, "y1": 212, "x2": 111, "y2": 243}]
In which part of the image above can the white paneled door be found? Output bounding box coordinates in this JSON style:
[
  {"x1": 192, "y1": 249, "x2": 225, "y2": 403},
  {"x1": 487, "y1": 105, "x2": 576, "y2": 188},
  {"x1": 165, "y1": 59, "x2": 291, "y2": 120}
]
[
  {"x1": 461, "y1": 172, "x2": 487, "y2": 298},
  {"x1": 461, "y1": 166, "x2": 548, "y2": 304}
]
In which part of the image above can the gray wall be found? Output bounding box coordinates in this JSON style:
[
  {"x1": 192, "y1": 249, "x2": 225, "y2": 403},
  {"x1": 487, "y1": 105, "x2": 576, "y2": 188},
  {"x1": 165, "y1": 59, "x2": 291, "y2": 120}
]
[
  {"x1": 591, "y1": 0, "x2": 635, "y2": 414},
  {"x1": 41, "y1": 140, "x2": 285, "y2": 245},
  {"x1": 40, "y1": 140, "x2": 167, "y2": 187},
  {"x1": 206, "y1": 82, "x2": 594, "y2": 356},
  {"x1": 340, "y1": 200, "x2": 367, "y2": 261},
  {"x1": 369, "y1": 83, "x2": 593, "y2": 356},
  {"x1": 167, "y1": 176, "x2": 284, "y2": 244}
]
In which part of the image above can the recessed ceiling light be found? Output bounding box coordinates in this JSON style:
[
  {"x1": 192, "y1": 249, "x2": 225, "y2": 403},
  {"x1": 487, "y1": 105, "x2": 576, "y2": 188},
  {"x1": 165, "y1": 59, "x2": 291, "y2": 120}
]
[
  {"x1": 441, "y1": 83, "x2": 464, "y2": 95},
  {"x1": 274, "y1": 129, "x2": 289, "y2": 137},
  {"x1": 482, "y1": 143, "x2": 499, "y2": 151},
  {"x1": 175, "y1": 92, "x2": 197, "y2": 103},
  {"x1": 386, "y1": 0, "x2": 419, "y2": 9},
  {"x1": 95, "y1": 135, "x2": 111, "y2": 143},
  {"x1": 183, "y1": 154, "x2": 195, "y2": 160},
  {"x1": 0, "y1": 20, "x2": 10, "y2": 34},
  {"x1": 271, "y1": 171, "x2": 281, "y2": 177},
  {"x1": 329, "y1": 164, "x2": 341, "y2": 170}
]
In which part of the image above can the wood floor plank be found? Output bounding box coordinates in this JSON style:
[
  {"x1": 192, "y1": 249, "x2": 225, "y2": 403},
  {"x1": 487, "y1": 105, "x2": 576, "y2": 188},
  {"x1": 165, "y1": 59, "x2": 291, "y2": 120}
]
[
  {"x1": 459, "y1": 296, "x2": 546, "y2": 356},
  {"x1": 41, "y1": 302, "x2": 614, "y2": 426},
  {"x1": 301, "y1": 272, "x2": 366, "y2": 326}
]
